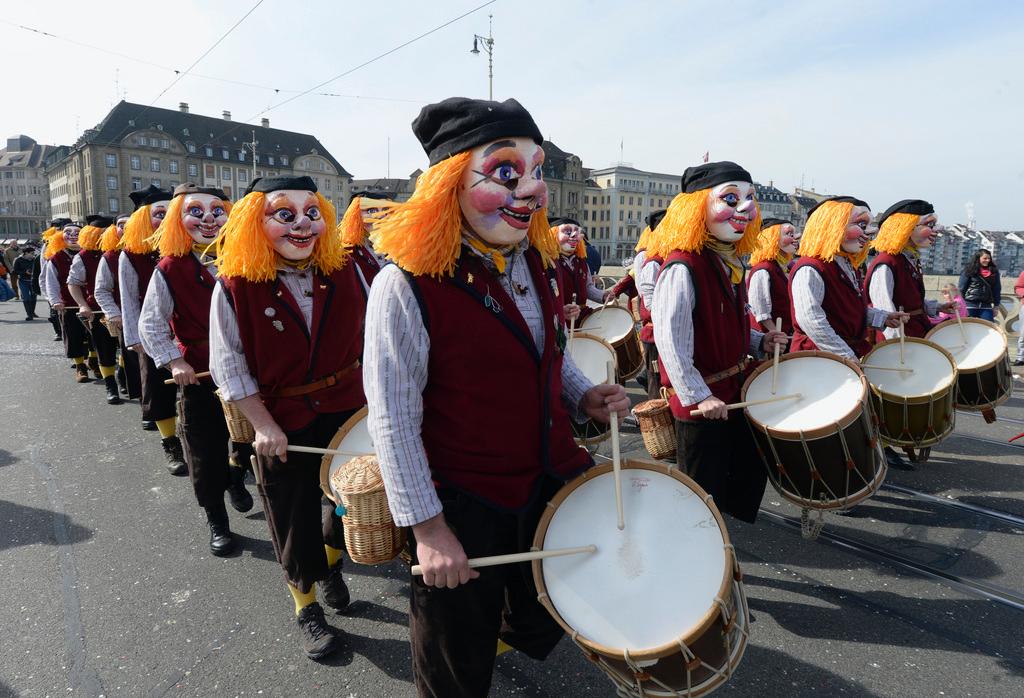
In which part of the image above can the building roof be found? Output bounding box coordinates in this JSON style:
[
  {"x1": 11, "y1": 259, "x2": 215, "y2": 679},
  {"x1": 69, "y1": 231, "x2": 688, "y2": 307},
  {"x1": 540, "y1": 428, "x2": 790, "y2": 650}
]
[
  {"x1": 754, "y1": 182, "x2": 788, "y2": 203},
  {"x1": 541, "y1": 140, "x2": 580, "y2": 180},
  {"x1": 1, "y1": 136, "x2": 58, "y2": 168},
  {"x1": 69, "y1": 101, "x2": 350, "y2": 176},
  {"x1": 349, "y1": 173, "x2": 420, "y2": 200}
]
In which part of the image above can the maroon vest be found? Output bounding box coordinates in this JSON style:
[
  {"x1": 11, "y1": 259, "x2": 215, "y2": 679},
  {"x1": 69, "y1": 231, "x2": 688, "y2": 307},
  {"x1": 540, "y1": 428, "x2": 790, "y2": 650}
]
[
  {"x1": 408, "y1": 249, "x2": 592, "y2": 511},
  {"x1": 864, "y1": 252, "x2": 930, "y2": 338},
  {"x1": 350, "y1": 245, "x2": 380, "y2": 288},
  {"x1": 49, "y1": 251, "x2": 77, "y2": 305},
  {"x1": 747, "y1": 260, "x2": 792, "y2": 334},
  {"x1": 556, "y1": 255, "x2": 593, "y2": 322},
  {"x1": 789, "y1": 257, "x2": 871, "y2": 358},
  {"x1": 637, "y1": 254, "x2": 663, "y2": 343},
  {"x1": 78, "y1": 250, "x2": 103, "y2": 311},
  {"x1": 222, "y1": 264, "x2": 366, "y2": 432},
  {"x1": 124, "y1": 251, "x2": 159, "y2": 302},
  {"x1": 610, "y1": 273, "x2": 636, "y2": 299},
  {"x1": 657, "y1": 249, "x2": 751, "y2": 421},
  {"x1": 156, "y1": 254, "x2": 215, "y2": 375},
  {"x1": 102, "y1": 250, "x2": 121, "y2": 308}
]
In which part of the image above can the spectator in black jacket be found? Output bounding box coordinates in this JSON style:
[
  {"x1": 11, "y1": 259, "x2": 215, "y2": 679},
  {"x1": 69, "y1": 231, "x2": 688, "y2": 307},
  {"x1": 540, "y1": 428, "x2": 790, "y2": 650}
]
[
  {"x1": 959, "y1": 249, "x2": 1001, "y2": 322},
  {"x1": 11, "y1": 246, "x2": 38, "y2": 320},
  {"x1": 582, "y1": 232, "x2": 602, "y2": 275}
]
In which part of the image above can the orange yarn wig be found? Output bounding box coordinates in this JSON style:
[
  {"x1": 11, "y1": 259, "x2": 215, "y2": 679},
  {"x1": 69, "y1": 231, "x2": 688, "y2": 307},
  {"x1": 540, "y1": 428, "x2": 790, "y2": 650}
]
[
  {"x1": 338, "y1": 196, "x2": 397, "y2": 246},
  {"x1": 154, "y1": 195, "x2": 233, "y2": 258},
  {"x1": 550, "y1": 223, "x2": 587, "y2": 259},
  {"x1": 77, "y1": 225, "x2": 104, "y2": 251},
  {"x1": 215, "y1": 192, "x2": 343, "y2": 282},
  {"x1": 122, "y1": 206, "x2": 158, "y2": 254},
  {"x1": 44, "y1": 231, "x2": 68, "y2": 258},
  {"x1": 635, "y1": 225, "x2": 651, "y2": 253},
  {"x1": 748, "y1": 222, "x2": 785, "y2": 266},
  {"x1": 871, "y1": 212, "x2": 920, "y2": 255},
  {"x1": 798, "y1": 200, "x2": 869, "y2": 267},
  {"x1": 99, "y1": 225, "x2": 121, "y2": 252},
  {"x1": 647, "y1": 189, "x2": 761, "y2": 259},
  {"x1": 372, "y1": 152, "x2": 557, "y2": 277},
  {"x1": 41, "y1": 226, "x2": 58, "y2": 242}
]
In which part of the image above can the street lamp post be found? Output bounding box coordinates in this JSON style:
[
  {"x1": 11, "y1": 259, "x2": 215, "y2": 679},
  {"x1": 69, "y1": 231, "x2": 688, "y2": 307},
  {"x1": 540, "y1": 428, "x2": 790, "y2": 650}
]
[{"x1": 470, "y1": 14, "x2": 495, "y2": 100}]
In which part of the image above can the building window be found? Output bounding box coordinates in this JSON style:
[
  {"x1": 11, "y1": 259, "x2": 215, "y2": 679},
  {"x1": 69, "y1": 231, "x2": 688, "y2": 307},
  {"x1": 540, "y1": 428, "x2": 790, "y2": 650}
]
[
  {"x1": 280, "y1": 156, "x2": 288, "y2": 166},
  {"x1": 619, "y1": 210, "x2": 624, "y2": 221},
  {"x1": 169, "y1": 181, "x2": 179, "y2": 190},
  {"x1": 238, "y1": 169, "x2": 248, "y2": 183},
  {"x1": 130, "y1": 155, "x2": 141, "y2": 170},
  {"x1": 238, "y1": 151, "x2": 246, "y2": 162},
  {"x1": 109, "y1": 197, "x2": 119, "y2": 213},
  {"x1": 150, "y1": 137, "x2": 160, "y2": 147},
  {"x1": 222, "y1": 167, "x2": 231, "y2": 181},
  {"x1": 150, "y1": 158, "x2": 160, "y2": 172},
  {"x1": 619, "y1": 195, "x2": 624, "y2": 205},
  {"x1": 268, "y1": 156, "x2": 276, "y2": 166},
  {"x1": 223, "y1": 186, "x2": 232, "y2": 199},
  {"x1": 205, "y1": 165, "x2": 215, "y2": 179},
  {"x1": 107, "y1": 176, "x2": 118, "y2": 190},
  {"x1": 222, "y1": 149, "x2": 229, "y2": 160},
  {"x1": 105, "y1": 154, "x2": 117, "y2": 168},
  {"x1": 205, "y1": 146, "x2": 214, "y2": 157},
  {"x1": 160, "y1": 139, "x2": 169, "y2": 148},
  {"x1": 324, "y1": 178, "x2": 330, "y2": 191},
  {"x1": 131, "y1": 178, "x2": 141, "y2": 190},
  {"x1": 188, "y1": 164, "x2": 198, "y2": 177},
  {"x1": 186, "y1": 142, "x2": 196, "y2": 153},
  {"x1": 169, "y1": 160, "x2": 179, "y2": 174},
  {"x1": 151, "y1": 178, "x2": 161, "y2": 187}
]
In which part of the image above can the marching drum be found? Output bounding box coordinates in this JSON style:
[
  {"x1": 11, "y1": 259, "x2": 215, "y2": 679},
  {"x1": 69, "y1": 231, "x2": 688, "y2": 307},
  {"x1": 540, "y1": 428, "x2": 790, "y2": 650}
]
[
  {"x1": 567, "y1": 333, "x2": 616, "y2": 446},
  {"x1": 580, "y1": 305, "x2": 644, "y2": 383},
  {"x1": 926, "y1": 318, "x2": 1013, "y2": 423},
  {"x1": 861, "y1": 338, "x2": 958, "y2": 462},
  {"x1": 743, "y1": 351, "x2": 885, "y2": 511},
  {"x1": 533, "y1": 460, "x2": 748, "y2": 697}
]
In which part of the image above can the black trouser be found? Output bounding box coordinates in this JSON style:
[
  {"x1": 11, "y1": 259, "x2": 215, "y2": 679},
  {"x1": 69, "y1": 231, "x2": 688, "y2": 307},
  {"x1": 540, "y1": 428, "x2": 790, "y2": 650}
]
[
  {"x1": 61, "y1": 308, "x2": 87, "y2": 359},
  {"x1": 49, "y1": 306, "x2": 62, "y2": 338},
  {"x1": 139, "y1": 353, "x2": 178, "y2": 421},
  {"x1": 675, "y1": 412, "x2": 767, "y2": 523},
  {"x1": 18, "y1": 279, "x2": 36, "y2": 317},
  {"x1": 120, "y1": 335, "x2": 142, "y2": 399},
  {"x1": 643, "y1": 341, "x2": 661, "y2": 400},
  {"x1": 408, "y1": 477, "x2": 566, "y2": 698},
  {"x1": 83, "y1": 315, "x2": 117, "y2": 367},
  {"x1": 176, "y1": 382, "x2": 232, "y2": 510},
  {"x1": 254, "y1": 409, "x2": 355, "y2": 593}
]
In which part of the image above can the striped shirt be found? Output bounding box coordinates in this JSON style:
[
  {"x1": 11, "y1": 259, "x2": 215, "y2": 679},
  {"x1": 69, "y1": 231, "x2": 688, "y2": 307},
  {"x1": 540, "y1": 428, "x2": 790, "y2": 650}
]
[
  {"x1": 93, "y1": 257, "x2": 120, "y2": 319},
  {"x1": 867, "y1": 252, "x2": 938, "y2": 340}
]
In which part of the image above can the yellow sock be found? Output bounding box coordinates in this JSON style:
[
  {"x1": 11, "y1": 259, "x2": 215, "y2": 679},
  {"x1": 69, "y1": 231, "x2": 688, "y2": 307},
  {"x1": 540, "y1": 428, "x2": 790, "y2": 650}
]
[
  {"x1": 72, "y1": 356, "x2": 85, "y2": 365},
  {"x1": 497, "y1": 639, "x2": 513, "y2": 656},
  {"x1": 288, "y1": 583, "x2": 317, "y2": 615},
  {"x1": 156, "y1": 417, "x2": 177, "y2": 438},
  {"x1": 100, "y1": 364, "x2": 116, "y2": 378},
  {"x1": 118, "y1": 355, "x2": 126, "y2": 368},
  {"x1": 89, "y1": 351, "x2": 98, "y2": 359},
  {"x1": 324, "y1": 545, "x2": 343, "y2": 568}
]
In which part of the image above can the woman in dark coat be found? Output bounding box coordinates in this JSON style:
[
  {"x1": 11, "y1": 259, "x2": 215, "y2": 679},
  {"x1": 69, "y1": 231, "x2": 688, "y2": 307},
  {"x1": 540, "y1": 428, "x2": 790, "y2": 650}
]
[{"x1": 959, "y1": 249, "x2": 1001, "y2": 321}]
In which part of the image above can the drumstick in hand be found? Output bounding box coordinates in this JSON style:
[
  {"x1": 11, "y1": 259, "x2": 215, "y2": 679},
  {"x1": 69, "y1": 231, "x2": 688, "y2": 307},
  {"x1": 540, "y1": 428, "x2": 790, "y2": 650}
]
[
  {"x1": 955, "y1": 310, "x2": 967, "y2": 343},
  {"x1": 287, "y1": 445, "x2": 371, "y2": 458},
  {"x1": 410, "y1": 544, "x2": 597, "y2": 576},
  {"x1": 163, "y1": 371, "x2": 211, "y2": 384},
  {"x1": 771, "y1": 317, "x2": 782, "y2": 395},
  {"x1": 898, "y1": 305, "x2": 906, "y2": 365},
  {"x1": 690, "y1": 393, "x2": 801, "y2": 416},
  {"x1": 569, "y1": 293, "x2": 577, "y2": 344},
  {"x1": 607, "y1": 361, "x2": 625, "y2": 531}
]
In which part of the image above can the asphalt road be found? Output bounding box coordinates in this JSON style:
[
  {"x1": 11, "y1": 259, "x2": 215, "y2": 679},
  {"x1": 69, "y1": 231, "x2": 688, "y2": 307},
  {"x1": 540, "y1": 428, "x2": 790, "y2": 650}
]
[{"x1": 2, "y1": 298, "x2": 1023, "y2": 697}]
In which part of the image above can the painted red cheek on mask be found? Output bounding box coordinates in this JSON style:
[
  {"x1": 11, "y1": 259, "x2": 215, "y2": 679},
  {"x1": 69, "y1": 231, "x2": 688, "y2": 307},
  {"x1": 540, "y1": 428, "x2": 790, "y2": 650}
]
[
  {"x1": 465, "y1": 186, "x2": 508, "y2": 214},
  {"x1": 844, "y1": 226, "x2": 864, "y2": 242}
]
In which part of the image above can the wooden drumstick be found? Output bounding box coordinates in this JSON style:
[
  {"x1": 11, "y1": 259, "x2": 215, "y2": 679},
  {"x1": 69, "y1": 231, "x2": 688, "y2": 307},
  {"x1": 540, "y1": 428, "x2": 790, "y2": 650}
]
[
  {"x1": 163, "y1": 370, "x2": 211, "y2": 384},
  {"x1": 568, "y1": 293, "x2": 577, "y2": 344},
  {"x1": 690, "y1": 392, "x2": 801, "y2": 416},
  {"x1": 898, "y1": 305, "x2": 906, "y2": 364},
  {"x1": 410, "y1": 544, "x2": 597, "y2": 576},
  {"x1": 861, "y1": 364, "x2": 915, "y2": 373},
  {"x1": 287, "y1": 445, "x2": 371, "y2": 458},
  {"x1": 607, "y1": 361, "x2": 625, "y2": 531},
  {"x1": 955, "y1": 309, "x2": 967, "y2": 343},
  {"x1": 771, "y1": 317, "x2": 782, "y2": 395}
]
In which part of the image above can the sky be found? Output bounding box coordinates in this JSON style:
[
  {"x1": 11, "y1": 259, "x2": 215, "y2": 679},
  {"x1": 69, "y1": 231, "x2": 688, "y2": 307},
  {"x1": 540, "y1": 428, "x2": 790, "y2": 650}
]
[{"x1": 2, "y1": 0, "x2": 1023, "y2": 229}]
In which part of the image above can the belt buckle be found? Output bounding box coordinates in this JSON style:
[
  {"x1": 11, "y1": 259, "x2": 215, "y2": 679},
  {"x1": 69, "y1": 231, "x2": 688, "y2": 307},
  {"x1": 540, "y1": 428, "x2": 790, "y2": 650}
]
[{"x1": 325, "y1": 374, "x2": 337, "y2": 388}]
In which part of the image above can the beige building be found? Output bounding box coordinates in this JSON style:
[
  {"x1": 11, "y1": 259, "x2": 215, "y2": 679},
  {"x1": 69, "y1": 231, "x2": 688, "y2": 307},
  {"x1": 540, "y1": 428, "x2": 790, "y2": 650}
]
[
  {"x1": 1, "y1": 135, "x2": 57, "y2": 238},
  {"x1": 46, "y1": 101, "x2": 351, "y2": 219},
  {"x1": 541, "y1": 141, "x2": 585, "y2": 221}
]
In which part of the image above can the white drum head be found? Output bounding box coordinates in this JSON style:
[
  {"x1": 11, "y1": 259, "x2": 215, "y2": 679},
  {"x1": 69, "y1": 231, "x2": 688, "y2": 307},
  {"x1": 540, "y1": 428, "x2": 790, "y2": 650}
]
[
  {"x1": 581, "y1": 306, "x2": 635, "y2": 343},
  {"x1": 862, "y1": 341, "x2": 955, "y2": 397},
  {"x1": 539, "y1": 467, "x2": 727, "y2": 652},
  {"x1": 568, "y1": 334, "x2": 616, "y2": 385},
  {"x1": 326, "y1": 409, "x2": 375, "y2": 498},
  {"x1": 927, "y1": 320, "x2": 1006, "y2": 370},
  {"x1": 745, "y1": 355, "x2": 863, "y2": 431}
]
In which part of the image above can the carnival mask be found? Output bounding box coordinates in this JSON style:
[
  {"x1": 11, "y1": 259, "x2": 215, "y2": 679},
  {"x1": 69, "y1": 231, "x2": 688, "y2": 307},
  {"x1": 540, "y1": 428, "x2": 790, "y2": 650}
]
[
  {"x1": 150, "y1": 201, "x2": 170, "y2": 230},
  {"x1": 182, "y1": 194, "x2": 228, "y2": 244},
  {"x1": 910, "y1": 214, "x2": 939, "y2": 249},
  {"x1": 841, "y1": 206, "x2": 872, "y2": 254},
  {"x1": 557, "y1": 224, "x2": 582, "y2": 255},
  {"x1": 360, "y1": 202, "x2": 393, "y2": 234},
  {"x1": 706, "y1": 181, "x2": 757, "y2": 242},
  {"x1": 779, "y1": 224, "x2": 798, "y2": 255},
  {"x1": 115, "y1": 218, "x2": 128, "y2": 236},
  {"x1": 264, "y1": 190, "x2": 325, "y2": 261},
  {"x1": 458, "y1": 137, "x2": 548, "y2": 247},
  {"x1": 63, "y1": 225, "x2": 81, "y2": 250}
]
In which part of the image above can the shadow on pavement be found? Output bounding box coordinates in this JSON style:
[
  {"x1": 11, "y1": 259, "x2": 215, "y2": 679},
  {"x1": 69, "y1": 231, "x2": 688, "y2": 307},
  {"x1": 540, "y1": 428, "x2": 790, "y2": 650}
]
[
  {"x1": 0, "y1": 499, "x2": 94, "y2": 553},
  {"x1": 850, "y1": 494, "x2": 1024, "y2": 536},
  {"x1": 0, "y1": 448, "x2": 19, "y2": 468}
]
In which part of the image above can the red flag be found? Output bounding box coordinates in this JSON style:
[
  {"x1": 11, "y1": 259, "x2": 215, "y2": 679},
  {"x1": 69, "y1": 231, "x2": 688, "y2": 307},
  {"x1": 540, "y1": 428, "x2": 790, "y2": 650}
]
[{"x1": 702, "y1": 151, "x2": 709, "y2": 163}]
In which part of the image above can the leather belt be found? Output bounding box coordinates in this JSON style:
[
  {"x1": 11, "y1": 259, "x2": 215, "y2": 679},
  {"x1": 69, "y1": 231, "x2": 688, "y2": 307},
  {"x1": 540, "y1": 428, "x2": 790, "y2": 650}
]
[
  {"x1": 662, "y1": 357, "x2": 750, "y2": 399},
  {"x1": 264, "y1": 361, "x2": 360, "y2": 399}
]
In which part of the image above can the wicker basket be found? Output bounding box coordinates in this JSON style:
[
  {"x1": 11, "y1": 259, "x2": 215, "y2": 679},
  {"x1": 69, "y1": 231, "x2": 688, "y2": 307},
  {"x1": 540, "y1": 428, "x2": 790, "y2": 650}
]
[
  {"x1": 217, "y1": 390, "x2": 255, "y2": 443},
  {"x1": 329, "y1": 455, "x2": 405, "y2": 565},
  {"x1": 633, "y1": 398, "x2": 676, "y2": 460}
]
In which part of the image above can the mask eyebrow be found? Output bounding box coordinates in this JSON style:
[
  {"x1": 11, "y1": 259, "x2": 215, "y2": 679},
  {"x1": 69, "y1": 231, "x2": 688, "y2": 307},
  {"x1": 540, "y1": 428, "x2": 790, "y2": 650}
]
[{"x1": 483, "y1": 140, "x2": 517, "y2": 157}]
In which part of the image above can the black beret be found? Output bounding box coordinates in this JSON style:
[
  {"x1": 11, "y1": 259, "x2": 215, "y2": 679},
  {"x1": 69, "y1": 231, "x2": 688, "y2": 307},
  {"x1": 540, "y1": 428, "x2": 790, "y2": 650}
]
[
  {"x1": 65, "y1": 221, "x2": 84, "y2": 229},
  {"x1": 50, "y1": 217, "x2": 72, "y2": 228},
  {"x1": 86, "y1": 214, "x2": 114, "y2": 227},
  {"x1": 173, "y1": 183, "x2": 229, "y2": 199},
  {"x1": 550, "y1": 217, "x2": 581, "y2": 228},
  {"x1": 351, "y1": 191, "x2": 394, "y2": 201},
  {"x1": 129, "y1": 184, "x2": 173, "y2": 209},
  {"x1": 680, "y1": 161, "x2": 752, "y2": 193},
  {"x1": 805, "y1": 195, "x2": 870, "y2": 220},
  {"x1": 760, "y1": 218, "x2": 793, "y2": 229},
  {"x1": 646, "y1": 209, "x2": 667, "y2": 230},
  {"x1": 412, "y1": 97, "x2": 543, "y2": 166},
  {"x1": 877, "y1": 199, "x2": 934, "y2": 228},
  {"x1": 246, "y1": 175, "x2": 317, "y2": 195}
]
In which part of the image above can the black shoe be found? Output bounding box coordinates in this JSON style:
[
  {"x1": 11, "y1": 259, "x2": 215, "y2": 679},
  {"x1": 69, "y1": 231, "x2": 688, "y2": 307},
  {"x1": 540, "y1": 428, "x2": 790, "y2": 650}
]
[
  {"x1": 116, "y1": 366, "x2": 129, "y2": 396},
  {"x1": 75, "y1": 364, "x2": 91, "y2": 383},
  {"x1": 321, "y1": 562, "x2": 350, "y2": 612},
  {"x1": 142, "y1": 420, "x2": 157, "y2": 431},
  {"x1": 25, "y1": 316, "x2": 33, "y2": 321},
  {"x1": 206, "y1": 507, "x2": 237, "y2": 556},
  {"x1": 227, "y1": 467, "x2": 254, "y2": 513},
  {"x1": 636, "y1": 373, "x2": 648, "y2": 390},
  {"x1": 104, "y1": 375, "x2": 123, "y2": 405},
  {"x1": 161, "y1": 436, "x2": 188, "y2": 476},
  {"x1": 884, "y1": 446, "x2": 914, "y2": 471},
  {"x1": 1013, "y1": 359, "x2": 1024, "y2": 367},
  {"x1": 88, "y1": 356, "x2": 102, "y2": 381},
  {"x1": 296, "y1": 602, "x2": 340, "y2": 660}
]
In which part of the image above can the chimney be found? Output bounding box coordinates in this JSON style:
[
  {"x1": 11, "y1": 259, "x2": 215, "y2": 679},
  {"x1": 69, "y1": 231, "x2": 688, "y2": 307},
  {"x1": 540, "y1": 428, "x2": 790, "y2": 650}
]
[
  {"x1": 179, "y1": 102, "x2": 189, "y2": 113},
  {"x1": 769, "y1": 179, "x2": 773, "y2": 188},
  {"x1": 261, "y1": 118, "x2": 270, "y2": 128},
  {"x1": 222, "y1": 110, "x2": 231, "y2": 121}
]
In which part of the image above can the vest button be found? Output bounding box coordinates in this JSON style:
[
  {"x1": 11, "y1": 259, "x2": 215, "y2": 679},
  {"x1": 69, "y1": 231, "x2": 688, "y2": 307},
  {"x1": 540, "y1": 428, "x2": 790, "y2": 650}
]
[{"x1": 314, "y1": 400, "x2": 320, "y2": 407}]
